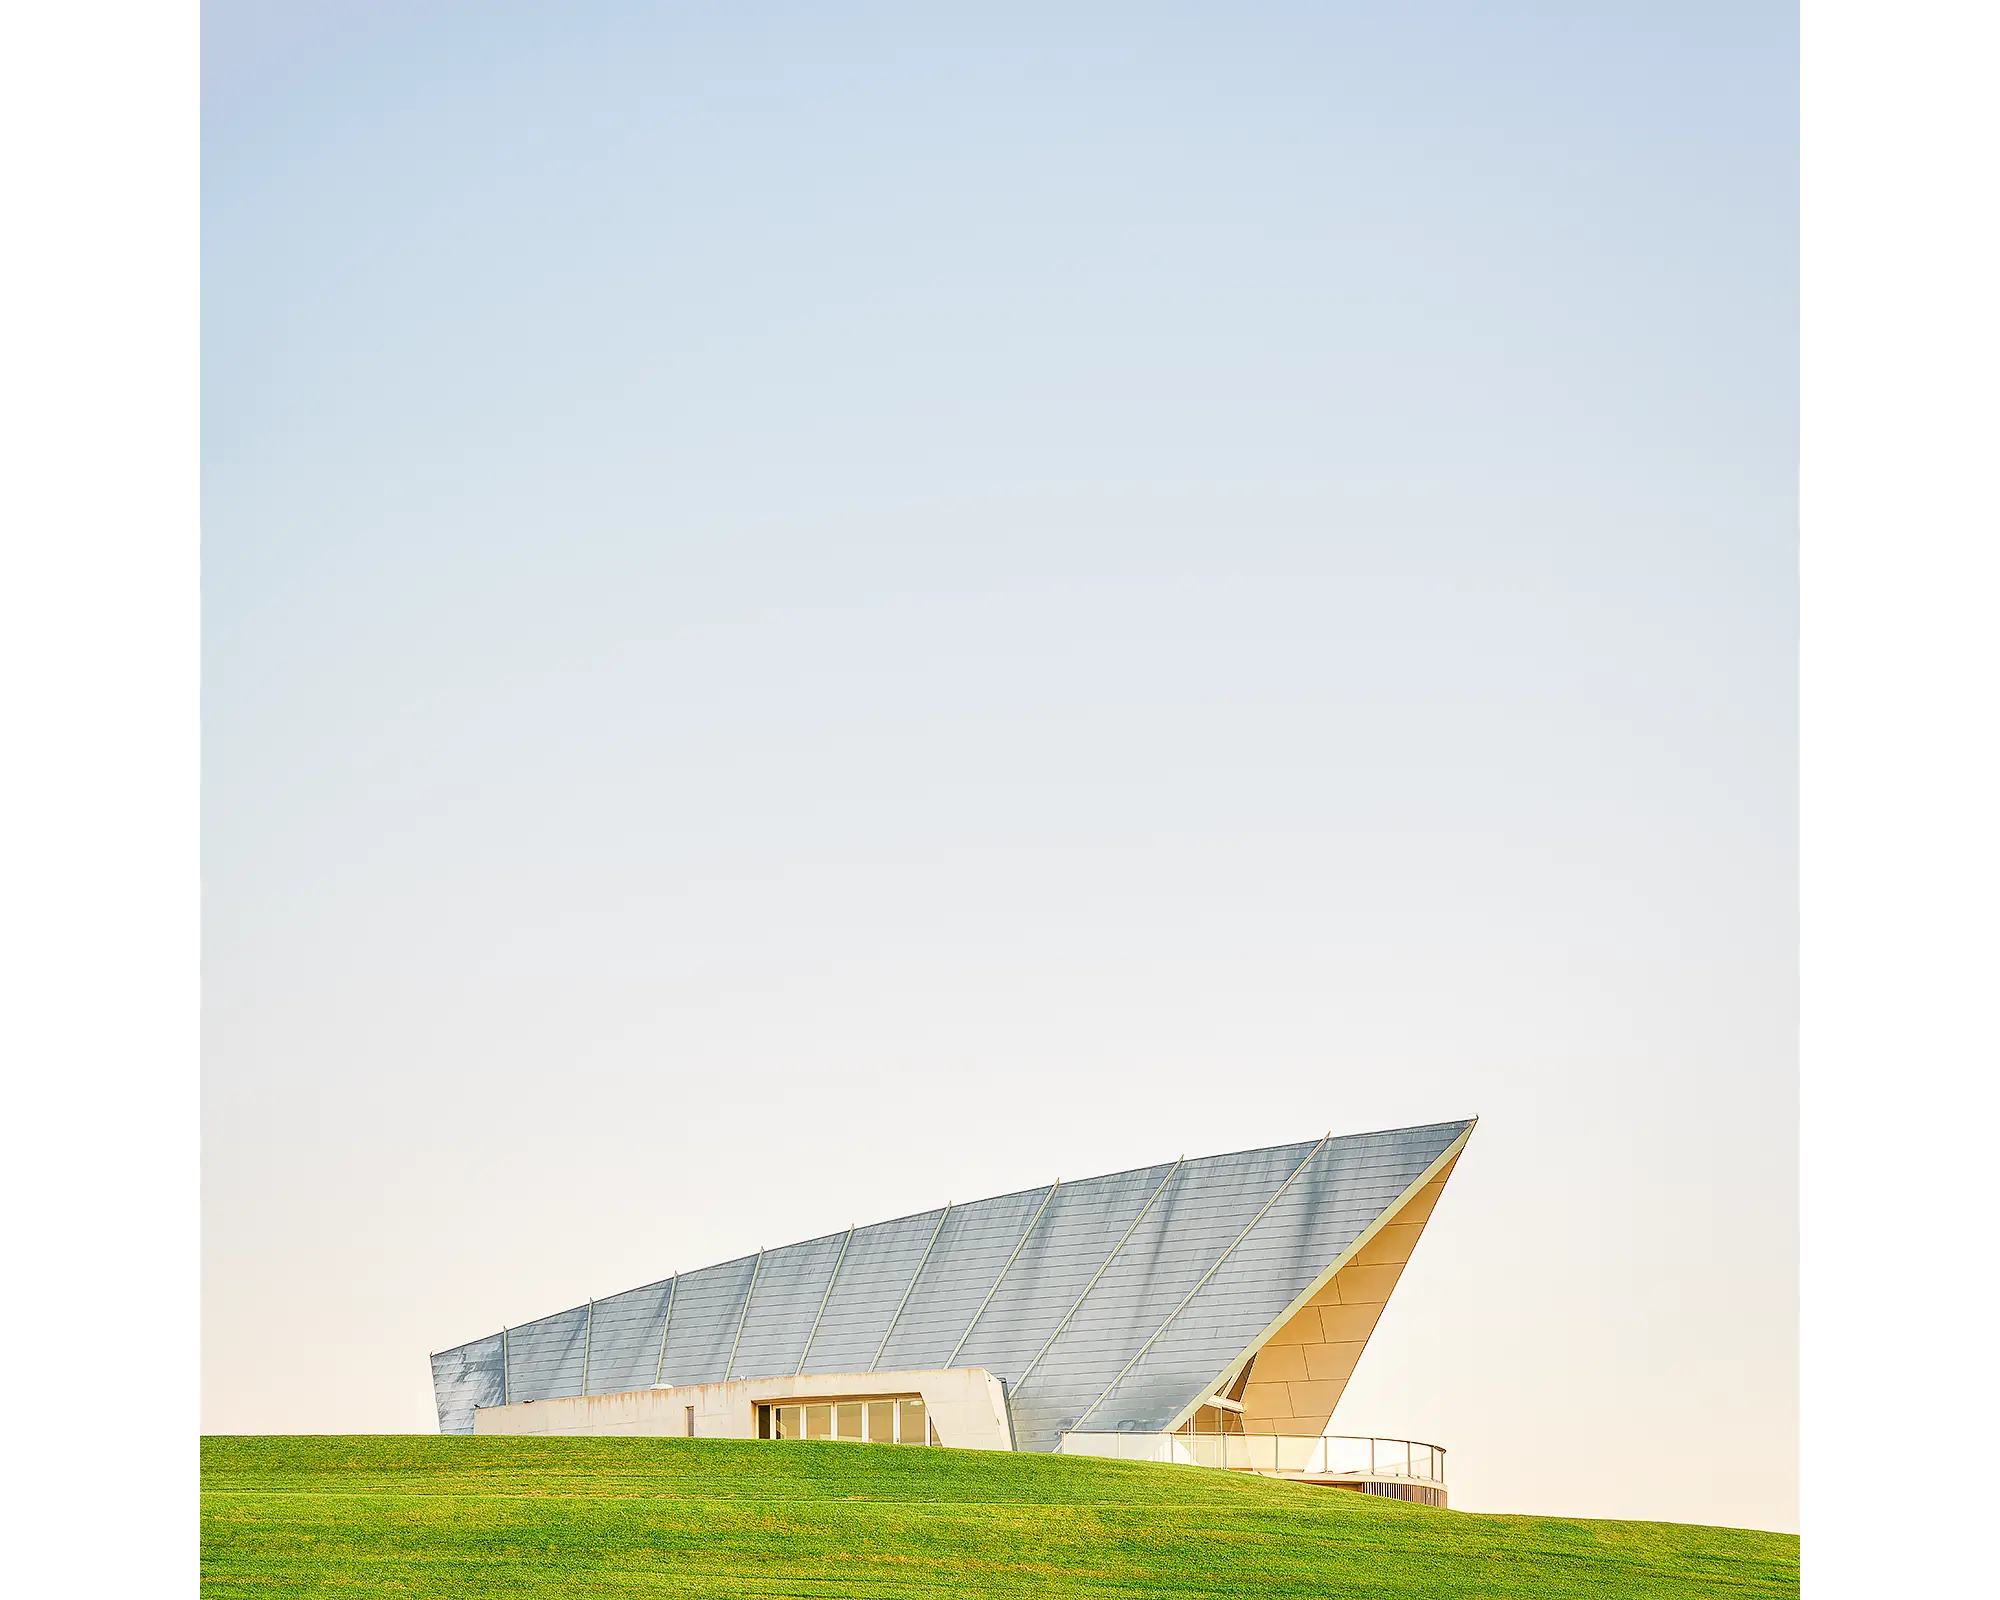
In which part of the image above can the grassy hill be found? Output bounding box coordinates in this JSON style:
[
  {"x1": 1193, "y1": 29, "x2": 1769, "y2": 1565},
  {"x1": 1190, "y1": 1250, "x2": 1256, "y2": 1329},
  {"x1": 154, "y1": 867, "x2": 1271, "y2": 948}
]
[{"x1": 202, "y1": 1435, "x2": 1797, "y2": 1598}]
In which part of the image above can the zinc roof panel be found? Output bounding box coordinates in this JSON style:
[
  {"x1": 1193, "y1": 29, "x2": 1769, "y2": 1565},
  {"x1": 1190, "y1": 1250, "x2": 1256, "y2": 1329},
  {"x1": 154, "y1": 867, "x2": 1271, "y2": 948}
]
[
  {"x1": 659, "y1": 1254, "x2": 758, "y2": 1388},
  {"x1": 950, "y1": 1162, "x2": 1177, "y2": 1378},
  {"x1": 795, "y1": 1209, "x2": 945, "y2": 1375},
  {"x1": 727, "y1": 1232, "x2": 849, "y2": 1380},
  {"x1": 581, "y1": 1279, "x2": 675, "y2": 1396},
  {"x1": 504, "y1": 1304, "x2": 589, "y2": 1403},
  {"x1": 874, "y1": 1186, "x2": 1054, "y2": 1371}
]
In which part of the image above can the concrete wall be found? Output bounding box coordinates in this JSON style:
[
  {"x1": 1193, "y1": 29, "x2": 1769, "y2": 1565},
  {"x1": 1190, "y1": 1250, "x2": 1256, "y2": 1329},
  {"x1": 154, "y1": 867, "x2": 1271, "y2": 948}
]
[{"x1": 471, "y1": 1365, "x2": 1014, "y2": 1451}]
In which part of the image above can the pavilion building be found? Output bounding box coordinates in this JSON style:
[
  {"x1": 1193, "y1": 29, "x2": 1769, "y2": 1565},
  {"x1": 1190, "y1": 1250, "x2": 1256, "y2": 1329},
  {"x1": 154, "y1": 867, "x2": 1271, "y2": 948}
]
[{"x1": 431, "y1": 1118, "x2": 1474, "y2": 1506}]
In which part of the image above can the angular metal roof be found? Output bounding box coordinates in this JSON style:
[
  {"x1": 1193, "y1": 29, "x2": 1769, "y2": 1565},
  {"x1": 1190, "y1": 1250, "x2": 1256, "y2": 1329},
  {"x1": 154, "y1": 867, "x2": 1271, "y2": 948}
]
[{"x1": 430, "y1": 1119, "x2": 1473, "y2": 1450}]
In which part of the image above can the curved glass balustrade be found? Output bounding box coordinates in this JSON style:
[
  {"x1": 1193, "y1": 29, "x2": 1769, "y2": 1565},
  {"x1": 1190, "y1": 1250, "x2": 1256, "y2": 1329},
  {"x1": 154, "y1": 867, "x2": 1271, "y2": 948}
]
[
  {"x1": 1058, "y1": 1430, "x2": 1446, "y2": 1488},
  {"x1": 1176, "y1": 1433, "x2": 1445, "y2": 1483}
]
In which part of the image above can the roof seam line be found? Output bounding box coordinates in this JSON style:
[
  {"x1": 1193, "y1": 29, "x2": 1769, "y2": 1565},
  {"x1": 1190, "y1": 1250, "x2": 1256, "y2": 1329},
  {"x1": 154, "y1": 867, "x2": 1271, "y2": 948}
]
[
  {"x1": 1010, "y1": 1156, "x2": 1185, "y2": 1396},
  {"x1": 724, "y1": 1250, "x2": 764, "y2": 1381},
  {"x1": 796, "y1": 1227, "x2": 854, "y2": 1374},
  {"x1": 652, "y1": 1276, "x2": 679, "y2": 1389},
  {"x1": 1069, "y1": 1129, "x2": 1335, "y2": 1434},
  {"x1": 870, "y1": 1204, "x2": 952, "y2": 1372},
  {"x1": 946, "y1": 1180, "x2": 1061, "y2": 1369}
]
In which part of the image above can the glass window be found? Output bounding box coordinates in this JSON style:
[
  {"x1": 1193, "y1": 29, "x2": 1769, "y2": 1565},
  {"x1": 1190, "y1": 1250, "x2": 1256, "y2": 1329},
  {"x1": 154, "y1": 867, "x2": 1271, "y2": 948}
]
[{"x1": 764, "y1": 1395, "x2": 929, "y2": 1444}]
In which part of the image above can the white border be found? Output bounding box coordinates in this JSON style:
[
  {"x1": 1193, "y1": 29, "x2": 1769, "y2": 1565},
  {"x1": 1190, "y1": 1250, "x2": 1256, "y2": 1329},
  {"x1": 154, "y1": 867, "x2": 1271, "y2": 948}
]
[
  {"x1": 9, "y1": 2, "x2": 1997, "y2": 1585},
  {"x1": 0, "y1": 2, "x2": 199, "y2": 1592},
  {"x1": 1803, "y1": 1, "x2": 1998, "y2": 1591}
]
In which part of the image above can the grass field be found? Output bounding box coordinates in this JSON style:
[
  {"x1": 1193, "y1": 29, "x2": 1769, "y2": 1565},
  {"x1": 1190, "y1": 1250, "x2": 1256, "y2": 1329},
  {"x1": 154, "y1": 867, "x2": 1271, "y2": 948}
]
[{"x1": 202, "y1": 1435, "x2": 1798, "y2": 1598}]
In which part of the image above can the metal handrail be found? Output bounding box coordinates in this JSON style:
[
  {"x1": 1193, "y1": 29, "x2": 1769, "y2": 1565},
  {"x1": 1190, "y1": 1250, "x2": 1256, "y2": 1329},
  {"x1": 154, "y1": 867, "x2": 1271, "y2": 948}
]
[
  {"x1": 1318, "y1": 1434, "x2": 1448, "y2": 1473},
  {"x1": 1059, "y1": 1430, "x2": 1448, "y2": 1484}
]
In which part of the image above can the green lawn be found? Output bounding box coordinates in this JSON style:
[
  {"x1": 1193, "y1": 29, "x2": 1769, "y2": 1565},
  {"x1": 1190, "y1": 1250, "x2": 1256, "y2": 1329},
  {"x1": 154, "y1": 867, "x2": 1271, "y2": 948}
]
[{"x1": 202, "y1": 1435, "x2": 1797, "y2": 1599}]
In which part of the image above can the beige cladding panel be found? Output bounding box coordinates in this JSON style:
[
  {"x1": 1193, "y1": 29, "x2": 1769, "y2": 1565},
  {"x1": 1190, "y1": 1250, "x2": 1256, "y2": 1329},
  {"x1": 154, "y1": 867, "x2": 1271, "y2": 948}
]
[
  {"x1": 1301, "y1": 1342, "x2": 1363, "y2": 1384},
  {"x1": 1249, "y1": 1343, "x2": 1309, "y2": 1383},
  {"x1": 1239, "y1": 1381, "x2": 1292, "y2": 1419},
  {"x1": 1282, "y1": 1380, "x2": 1346, "y2": 1417},
  {"x1": 1315, "y1": 1302, "x2": 1382, "y2": 1343},
  {"x1": 1270, "y1": 1306, "x2": 1321, "y2": 1347},
  {"x1": 1383, "y1": 1176, "x2": 1447, "y2": 1227},
  {"x1": 1327, "y1": 1261, "x2": 1406, "y2": 1306},
  {"x1": 1354, "y1": 1223, "x2": 1426, "y2": 1268}
]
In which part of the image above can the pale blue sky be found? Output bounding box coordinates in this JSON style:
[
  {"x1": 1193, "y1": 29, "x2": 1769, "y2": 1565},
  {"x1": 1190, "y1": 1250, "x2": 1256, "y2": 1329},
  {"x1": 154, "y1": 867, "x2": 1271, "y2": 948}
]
[{"x1": 203, "y1": 1, "x2": 1796, "y2": 1529}]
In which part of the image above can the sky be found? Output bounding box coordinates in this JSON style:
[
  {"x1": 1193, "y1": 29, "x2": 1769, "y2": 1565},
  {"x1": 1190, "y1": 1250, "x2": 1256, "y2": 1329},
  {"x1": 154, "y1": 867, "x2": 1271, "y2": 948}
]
[{"x1": 202, "y1": 0, "x2": 1797, "y2": 1531}]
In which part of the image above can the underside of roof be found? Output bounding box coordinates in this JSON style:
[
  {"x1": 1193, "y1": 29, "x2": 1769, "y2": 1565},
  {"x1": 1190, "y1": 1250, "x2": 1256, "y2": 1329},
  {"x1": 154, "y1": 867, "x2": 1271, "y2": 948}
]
[{"x1": 430, "y1": 1118, "x2": 1474, "y2": 1451}]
